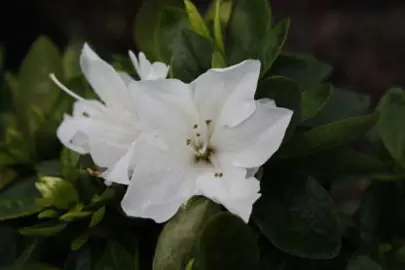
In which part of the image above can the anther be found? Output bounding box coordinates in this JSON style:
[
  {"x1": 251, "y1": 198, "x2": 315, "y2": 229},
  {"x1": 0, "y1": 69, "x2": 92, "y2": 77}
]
[
  {"x1": 205, "y1": 119, "x2": 212, "y2": 125},
  {"x1": 193, "y1": 124, "x2": 198, "y2": 129},
  {"x1": 186, "y1": 139, "x2": 191, "y2": 145},
  {"x1": 218, "y1": 172, "x2": 223, "y2": 177},
  {"x1": 214, "y1": 173, "x2": 219, "y2": 177},
  {"x1": 82, "y1": 112, "x2": 89, "y2": 117},
  {"x1": 196, "y1": 133, "x2": 200, "y2": 137}
]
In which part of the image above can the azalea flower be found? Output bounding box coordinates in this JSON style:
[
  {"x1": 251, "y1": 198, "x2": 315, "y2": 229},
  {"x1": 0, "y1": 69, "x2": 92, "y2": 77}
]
[
  {"x1": 51, "y1": 43, "x2": 140, "y2": 185},
  {"x1": 121, "y1": 60, "x2": 293, "y2": 223},
  {"x1": 128, "y1": 51, "x2": 169, "y2": 80}
]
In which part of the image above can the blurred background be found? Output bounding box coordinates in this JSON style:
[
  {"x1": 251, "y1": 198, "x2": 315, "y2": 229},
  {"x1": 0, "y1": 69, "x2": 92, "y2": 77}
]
[{"x1": 2, "y1": 0, "x2": 405, "y2": 103}]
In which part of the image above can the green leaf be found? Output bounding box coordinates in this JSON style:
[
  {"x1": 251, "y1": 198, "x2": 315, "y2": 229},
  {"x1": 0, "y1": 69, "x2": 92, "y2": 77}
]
[
  {"x1": 353, "y1": 182, "x2": 401, "y2": 246},
  {"x1": 184, "y1": 0, "x2": 211, "y2": 39},
  {"x1": 226, "y1": 0, "x2": 272, "y2": 65},
  {"x1": 289, "y1": 148, "x2": 387, "y2": 177},
  {"x1": 256, "y1": 76, "x2": 301, "y2": 140},
  {"x1": 18, "y1": 36, "x2": 63, "y2": 133},
  {"x1": 194, "y1": 212, "x2": 260, "y2": 270},
  {"x1": 253, "y1": 175, "x2": 341, "y2": 259},
  {"x1": 59, "y1": 204, "x2": 92, "y2": 222},
  {"x1": 63, "y1": 41, "x2": 83, "y2": 81},
  {"x1": 20, "y1": 221, "x2": 67, "y2": 237},
  {"x1": 211, "y1": 49, "x2": 226, "y2": 68},
  {"x1": 89, "y1": 206, "x2": 106, "y2": 228},
  {"x1": 38, "y1": 209, "x2": 59, "y2": 219},
  {"x1": 279, "y1": 113, "x2": 379, "y2": 158},
  {"x1": 157, "y1": 7, "x2": 189, "y2": 63},
  {"x1": 134, "y1": 0, "x2": 183, "y2": 61},
  {"x1": 13, "y1": 240, "x2": 38, "y2": 270},
  {"x1": 213, "y1": 0, "x2": 224, "y2": 54},
  {"x1": 153, "y1": 197, "x2": 221, "y2": 270},
  {"x1": 36, "y1": 176, "x2": 79, "y2": 210},
  {"x1": 305, "y1": 88, "x2": 371, "y2": 127},
  {"x1": 301, "y1": 84, "x2": 333, "y2": 121},
  {"x1": 60, "y1": 148, "x2": 81, "y2": 182},
  {"x1": 204, "y1": 0, "x2": 232, "y2": 27},
  {"x1": 347, "y1": 255, "x2": 382, "y2": 270},
  {"x1": 376, "y1": 88, "x2": 405, "y2": 169},
  {"x1": 71, "y1": 233, "x2": 89, "y2": 251},
  {"x1": 0, "y1": 178, "x2": 43, "y2": 220},
  {"x1": 94, "y1": 240, "x2": 138, "y2": 270},
  {"x1": 171, "y1": 29, "x2": 214, "y2": 82},
  {"x1": 270, "y1": 53, "x2": 332, "y2": 90},
  {"x1": 260, "y1": 18, "x2": 290, "y2": 75}
]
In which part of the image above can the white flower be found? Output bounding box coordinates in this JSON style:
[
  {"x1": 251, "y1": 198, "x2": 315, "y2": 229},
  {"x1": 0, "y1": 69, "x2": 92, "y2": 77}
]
[
  {"x1": 121, "y1": 60, "x2": 293, "y2": 223},
  {"x1": 129, "y1": 51, "x2": 169, "y2": 80},
  {"x1": 51, "y1": 43, "x2": 140, "y2": 185}
]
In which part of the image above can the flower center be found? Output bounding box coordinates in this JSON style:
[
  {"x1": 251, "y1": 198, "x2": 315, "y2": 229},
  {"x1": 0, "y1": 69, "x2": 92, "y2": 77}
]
[{"x1": 186, "y1": 120, "x2": 215, "y2": 164}]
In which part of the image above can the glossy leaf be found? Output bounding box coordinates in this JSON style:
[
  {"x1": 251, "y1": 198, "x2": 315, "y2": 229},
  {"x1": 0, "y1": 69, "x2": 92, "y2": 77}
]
[
  {"x1": 305, "y1": 88, "x2": 371, "y2": 127},
  {"x1": 260, "y1": 18, "x2": 290, "y2": 75},
  {"x1": 289, "y1": 148, "x2": 387, "y2": 177},
  {"x1": 157, "y1": 7, "x2": 189, "y2": 63},
  {"x1": 171, "y1": 29, "x2": 214, "y2": 82},
  {"x1": 71, "y1": 233, "x2": 90, "y2": 251},
  {"x1": 254, "y1": 175, "x2": 341, "y2": 259},
  {"x1": 376, "y1": 88, "x2": 405, "y2": 169},
  {"x1": 227, "y1": 0, "x2": 272, "y2": 65},
  {"x1": 194, "y1": 212, "x2": 260, "y2": 270},
  {"x1": 89, "y1": 206, "x2": 106, "y2": 228},
  {"x1": 63, "y1": 41, "x2": 83, "y2": 80},
  {"x1": 0, "y1": 178, "x2": 43, "y2": 221},
  {"x1": 184, "y1": 0, "x2": 211, "y2": 39},
  {"x1": 270, "y1": 53, "x2": 332, "y2": 90},
  {"x1": 134, "y1": 0, "x2": 183, "y2": 61},
  {"x1": 20, "y1": 221, "x2": 67, "y2": 237},
  {"x1": 301, "y1": 84, "x2": 333, "y2": 121},
  {"x1": 153, "y1": 197, "x2": 221, "y2": 270},
  {"x1": 94, "y1": 240, "x2": 138, "y2": 270},
  {"x1": 18, "y1": 36, "x2": 63, "y2": 132},
  {"x1": 279, "y1": 113, "x2": 379, "y2": 158}
]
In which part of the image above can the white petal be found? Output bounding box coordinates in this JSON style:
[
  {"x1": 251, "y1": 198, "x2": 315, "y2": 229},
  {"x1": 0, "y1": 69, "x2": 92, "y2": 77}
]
[
  {"x1": 102, "y1": 141, "x2": 137, "y2": 185},
  {"x1": 129, "y1": 50, "x2": 143, "y2": 79},
  {"x1": 121, "y1": 141, "x2": 194, "y2": 223},
  {"x1": 82, "y1": 43, "x2": 102, "y2": 61},
  {"x1": 191, "y1": 60, "x2": 261, "y2": 128},
  {"x1": 196, "y1": 168, "x2": 261, "y2": 222},
  {"x1": 213, "y1": 99, "x2": 293, "y2": 168},
  {"x1": 128, "y1": 79, "x2": 198, "y2": 147},
  {"x1": 80, "y1": 45, "x2": 132, "y2": 109},
  {"x1": 138, "y1": 52, "x2": 152, "y2": 79},
  {"x1": 118, "y1": 72, "x2": 135, "y2": 86},
  {"x1": 149, "y1": 62, "x2": 169, "y2": 79},
  {"x1": 56, "y1": 114, "x2": 90, "y2": 154}
]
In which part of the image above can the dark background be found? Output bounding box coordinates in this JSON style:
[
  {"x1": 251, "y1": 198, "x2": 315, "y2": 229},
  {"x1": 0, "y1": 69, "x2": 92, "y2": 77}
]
[{"x1": 1, "y1": 0, "x2": 405, "y2": 103}]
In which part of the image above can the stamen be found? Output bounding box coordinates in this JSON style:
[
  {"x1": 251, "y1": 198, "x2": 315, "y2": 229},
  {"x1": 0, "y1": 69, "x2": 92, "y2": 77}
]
[
  {"x1": 209, "y1": 154, "x2": 219, "y2": 169},
  {"x1": 49, "y1": 74, "x2": 85, "y2": 101},
  {"x1": 198, "y1": 142, "x2": 208, "y2": 155}
]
